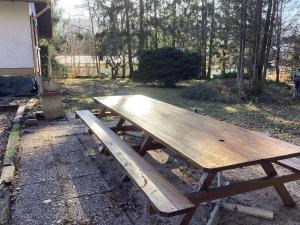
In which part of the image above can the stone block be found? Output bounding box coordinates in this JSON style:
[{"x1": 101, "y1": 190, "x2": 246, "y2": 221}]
[
  {"x1": 25, "y1": 118, "x2": 39, "y2": 127},
  {"x1": 0, "y1": 188, "x2": 10, "y2": 225},
  {"x1": 0, "y1": 165, "x2": 15, "y2": 184},
  {"x1": 40, "y1": 95, "x2": 65, "y2": 120}
]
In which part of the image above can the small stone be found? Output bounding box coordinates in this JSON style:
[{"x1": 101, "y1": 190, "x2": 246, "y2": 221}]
[
  {"x1": 25, "y1": 112, "x2": 36, "y2": 119},
  {"x1": 36, "y1": 111, "x2": 44, "y2": 119},
  {"x1": 43, "y1": 199, "x2": 52, "y2": 204},
  {"x1": 0, "y1": 165, "x2": 15, "y2": 184},
  {"x1": 25, "y1": 118, "x2": 39, "y2": 127}
]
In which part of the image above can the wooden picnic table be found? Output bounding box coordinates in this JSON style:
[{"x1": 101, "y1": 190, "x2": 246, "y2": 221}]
[{"x1": 93, "y1": 95, "x2": 300, "y2": 225}]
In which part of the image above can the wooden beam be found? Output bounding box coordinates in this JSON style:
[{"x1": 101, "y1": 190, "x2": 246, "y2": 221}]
[
  {"x1": 139, "y1": 136, "x2": 154, "y2": 156},
  {"x1": 0, "y1": 104, "x2": 18, "y2": 112},
  {"x1": 261, "y1": 162, "x2": 295, "y2": 207},
  {"x1": 222, "y1": 202, "x2": 274, "y2": 220},
  {"x1": 185, "y1": 172, "x2": 300, "y2": 205},
  {"x1": 131, "y1": 142, "x2": 165, "y2": 152},
  {"x1": 111, "y1": 125, "x2": 140, "y2": 133}
]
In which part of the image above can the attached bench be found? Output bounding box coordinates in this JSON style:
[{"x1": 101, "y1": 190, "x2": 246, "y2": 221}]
[{"x1": 76, "y1": 110, "x2": 195, "y2": 217}]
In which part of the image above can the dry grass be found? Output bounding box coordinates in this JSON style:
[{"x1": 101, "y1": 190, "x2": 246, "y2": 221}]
[{"x1": 60, "y1": 78, "x2": 300, "y2": 146}]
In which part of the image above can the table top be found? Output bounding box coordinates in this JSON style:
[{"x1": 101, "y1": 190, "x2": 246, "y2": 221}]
[{"x1": 94, "y1": 95, "x2": 300, "y2": 171}]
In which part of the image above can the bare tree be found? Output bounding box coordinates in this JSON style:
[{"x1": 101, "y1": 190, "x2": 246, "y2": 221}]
[
  {"x1": 275, "y1": 0, "x2": 283, "y2": 83},
  {"x1": 237, "y1": 0, "x2": 248, "y2": 94},
  {"x1": 207, "y1": 0, "x2": 215, "y2": 79}
]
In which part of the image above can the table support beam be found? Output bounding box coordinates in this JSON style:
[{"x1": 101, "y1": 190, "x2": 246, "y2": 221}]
[
  {"x1": 261, "y1": 162, "x2": 295, "y2": 207},
  {"x1": 185, "y1": 172, "x2": 299, "y2": 206},
  {"x1": 139, "y1": 135, "x2": 154, "y2": 156}
]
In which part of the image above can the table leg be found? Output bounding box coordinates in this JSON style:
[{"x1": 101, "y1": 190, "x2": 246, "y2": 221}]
[
  {"x1": 139, "y1": 135, "x2": 154, "y2": 156},
  {"x1": 122, "y1": 135, "x2": 154, "y2": 183},
  {"x1": 178, "y1": 172, "x2": 216, "y2": 225},
  {"x1": 261, "y1": 162, "x2": 295, "y2": 207},
  {"x1": 113, "y1": 118, "x2": 125, "y2": 134},
  {"x1": 99, "y1": 107, "x2": 108, "y2": 118}
]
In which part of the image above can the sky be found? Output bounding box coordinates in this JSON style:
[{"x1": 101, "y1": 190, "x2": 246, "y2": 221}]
[
  {"x1": 57, "y1": 0, "x2": 87, "y2": 18},
  {"x1": 57, "y1": 0, "x2": 300, "y2": 26}
]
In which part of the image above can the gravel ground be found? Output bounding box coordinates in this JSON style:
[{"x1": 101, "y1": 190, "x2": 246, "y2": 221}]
[{"x1": 10, "y1": 115, "x2": 300, "y2": 225}]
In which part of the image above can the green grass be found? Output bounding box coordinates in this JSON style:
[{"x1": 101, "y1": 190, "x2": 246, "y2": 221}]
[{"x1": 60, "y1": 78, "x2": 300, "y2": 146}]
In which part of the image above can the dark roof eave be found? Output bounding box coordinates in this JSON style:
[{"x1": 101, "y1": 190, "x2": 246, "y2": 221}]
[{"x1": 34, "y1": 2, "x2": 52, "y2": 39}]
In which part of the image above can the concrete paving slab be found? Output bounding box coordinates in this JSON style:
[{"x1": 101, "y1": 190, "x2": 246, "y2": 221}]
[
  {"x1": 18, "y1": 166, "x2": 57, "y2": 185},
  {"x1": 21, "y1": 135, "x2": 81, "y2": 149},
  {"x1": 64, "y1": 193, "x2": 132, "y2": 225},
  {"x1": 11, "y1": 200, "x2": 66, "y2": 225},
  {"x1": 13, "y1": 179, "x2": 62, "y2": 207},
  {"x1": 77, "y1": 134, "x2": 101, "y2": 150},
  {"x1": 18, "y1": 146, "x2": 55, "y2": 172},
  {"x1": 51, "y1": 140, "x2": 85, "y2": 154},
  {"x1": 52, "y1": 145, "x2": 88, "y2": 164},
  {"x1": 56, "y1": 161, "x2": 100, "y2": 179},
  {"x1": 61, "y1": 174, "x2": 111, "y2": 199}
]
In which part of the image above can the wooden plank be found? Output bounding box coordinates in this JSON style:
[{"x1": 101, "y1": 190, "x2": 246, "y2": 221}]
[
  {"x1": 94, "y1": 95, "x2": 300, "y2": 171},
  {"x1": 111, "y1": 125, "x2": 140, "y2": 132},
  {"x1": 261, "y1": 162, "x2": 295, "y2": 207},
  {"x1": 131, "y1": 142, "x2": 165, "y2": 152},
  {"x1": 276, "y1": 158, "x2": 300, "y2": 172},
  {"x1": 0, "y1": 104, "x2": 18, "y2": 112},
  {"x1": 185, "y1": 172, "x2": 300, "y2": 205},
  {"x1": 76, "y1": 110, "x2": 195, "y2": 217},
  {"x1": 12, "y1": 105, "x2": 26, "y2": 123},
  {"x1": 222, "y1": 203, "x2": 274, "y2": 220}
]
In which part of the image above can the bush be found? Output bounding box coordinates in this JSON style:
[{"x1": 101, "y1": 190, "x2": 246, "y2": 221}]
[
  {"x1": 133, "y1": 48, "x2": 201, "y2": 86},
  {"x1": 181, "y1": 79, "x2": 244, "y2": 103},
  {"x1": 181, "y1": 82, "x2": 221, "y2": 101},
  {"x1": 216, "y1": 72, "x2": 237, "y2": 79}
]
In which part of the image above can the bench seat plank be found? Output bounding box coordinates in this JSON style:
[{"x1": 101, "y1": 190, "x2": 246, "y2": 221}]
[{"x1": 76, "y1": 110, "x2": 195, "y2": 217}]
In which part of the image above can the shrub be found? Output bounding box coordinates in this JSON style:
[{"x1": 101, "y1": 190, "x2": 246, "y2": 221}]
[
  {"x1": 133, "y1": 48, "x2": 201, "y2": 86},
  {"x1": 217, "y1": 72, "x2": 237, "y2": 79},
  {"x1": 181, "y1": 79, "x2": 244, "y2": 103},
  {"x1": 181, "y1": 82, "x2": 221, "y2": 101}
]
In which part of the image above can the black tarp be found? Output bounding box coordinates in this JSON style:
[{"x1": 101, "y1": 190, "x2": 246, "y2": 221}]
[{"x1": 0, "y1": 76, "x2": 36, "y2": 96}]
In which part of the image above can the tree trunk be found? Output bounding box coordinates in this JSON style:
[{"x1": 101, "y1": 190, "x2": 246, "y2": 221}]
[
  {"x1": 122, "y1": 54, "x2": 126, "y2": 79},
  {"x1": 171, "y1": 1, "x2": 177, "y2": 48},
  {"x1": 153, "y1": 0, "x2": 159, "y2": 50},
  {"x1": 237, "y1": 0, "x2": 248, "y2": 94},
  {"x1": 125, "y1": 0, "x2": 134, "y2": 78},
  {"x1": 87, "y1": 0, "x2": 100, "y2": 76},
  {"x1": 138, "y1": 0, "x2": 145, "y2": 54},
  {"x1": 275, "y1": 0, "x2": 283, "y2": 83},
  {"x1": 207, "y1": 0, "x2": 215, "y2": 79},
  {"x1": 251, "y1": 0, "x2": 263, "y2": 94},
  {"x1": 257, "y1": 0, "x2": 273, "y2": 81},
  {"x1": 222, "y1": 35, "x2": 228, "y2": 74},
  {"x1": 263, "y1": 0, "x2": 277, "y2": 80},
  {"x1": 200, "y1": 0, "x2": 208, "y2": 79}
]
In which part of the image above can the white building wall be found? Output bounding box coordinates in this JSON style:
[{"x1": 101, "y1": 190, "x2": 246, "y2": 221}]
[{"x1": 0, "y1": 2, "x2": 34, "y2": 69}]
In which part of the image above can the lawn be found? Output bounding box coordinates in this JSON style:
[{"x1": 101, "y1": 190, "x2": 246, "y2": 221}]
[{"x1": 60, "y1": 78, "x2": 300, "y2": 146}]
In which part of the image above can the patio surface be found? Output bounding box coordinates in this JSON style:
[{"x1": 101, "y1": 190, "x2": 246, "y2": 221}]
[{"x1": 10, "y1": 115, "x2": 300, "y2": 225}]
